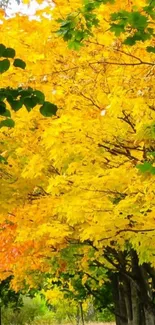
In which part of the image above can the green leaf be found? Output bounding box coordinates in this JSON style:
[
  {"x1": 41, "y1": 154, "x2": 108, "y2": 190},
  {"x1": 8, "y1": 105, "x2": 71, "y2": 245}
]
[
  {"x1": 84, "y1": 2, "x2": 96, "y2": 11},
  {"x1": 147, "y1": 151, "x2": 155, "y2": 157},
  {"x1": 146, "y1": 46, "x2": 155, "y2": 53},
  {"x1": 3, "y1": 48, "x2": 16, "y2": 58},
  {"x1": 0, "y1": 155, "x2": 8, "y2": 165},
  {"x1": 33, "y1": 90, "x2": 45, "y2": 104},
  {"x1": 0, "y1": 101, "x2": 6, "y2": 115},
  {"x1": 124, "y1": 31, "x2": 151, "y2": 45},
  {"x1": 18, "y1": 88, "x2": 33, "y2": 98},
  {"x1": 68, "y1": 40, "x2": 83, "y2": 50},
  {"x1": 7, "y1": 98, "x2": 23, "y2": 111},
  {"x1": 147, "y1": 0, "x2": 155, "y2": 5},
  {"x1": 6, "y1": 88, "x2": 19, "y2": 99},
  {"x1": 0, "y1": 44, "x2": 6, "y2": 57},
  {"x1": 143, "y1": 5, "x2": 155, "y2": 19},
  {"x1": 23, "y1": 97, "x2": 38, "y2": 111},
  {"x1": 110, "y1": 23, "x2": 125, "y2": 36},
  {"x1": 0, "y1": 59, "x2": 10, "y2": 74},
  {"x1": 128, "y1": 11, "x2": 148, "y2": 29},
  {"x1": 56, "y1": 18, "x2": 64, "y2": 23},
  {"x1": 0, "y1": 90, "x2": 6, "y2": 101},
  {"x1": 75, "y1": 30, "x2": 85, "y2": 41},
  {"x1": 136, "y1": 162, "x2": 152, "y2": 173},
  {"x1": 1, "y1": 109, "x2": 11, "y2": 117},
  {"x1": 40, "y1": 101, "x2": 58, "y2": 117},
  {"x1": 0, "y1": 118, "x2": 15, "y2": 128},
  {"x1": 63, "y1": 31, "x2": 73, "y2": 41},
  {"x1": 13, "y1": 58, "x2": 26, "y2": 69},
  {"x1": 136, "y1": 162, "x2": 155, "y2": 174},
  {"x1": 111, "y1": 10, "x2": 129, "y2": 21}
]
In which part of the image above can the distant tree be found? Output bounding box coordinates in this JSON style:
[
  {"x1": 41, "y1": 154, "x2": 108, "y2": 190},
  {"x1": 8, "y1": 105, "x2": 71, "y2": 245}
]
[{"x1": 0, "y1": 277, "x2": 22, "y2": 325}]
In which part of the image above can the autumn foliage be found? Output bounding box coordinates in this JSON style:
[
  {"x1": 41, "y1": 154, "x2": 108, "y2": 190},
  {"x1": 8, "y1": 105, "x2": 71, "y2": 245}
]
[{"x1": 0, "y1": 1, "x2": 155, "y2": 324}]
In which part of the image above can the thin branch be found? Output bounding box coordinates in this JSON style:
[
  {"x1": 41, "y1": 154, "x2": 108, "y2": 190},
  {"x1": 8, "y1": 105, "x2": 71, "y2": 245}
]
[
  {"x1": 89, "y1": 60, "x2": 155, "y2": 67},
  {"x1": 86, "y1": 40, "x2": 153, "y2": 67},
  {"x1": 119, "y1": 110, "x2": 136, "y2": 133},
  {"x1": 99, "y1": 227, "x2": 155, "y2": 243},
  {"x1": 84, "y1": 272, "x2": 99, "y2": 283},
  {"x1": 80, "y1": 92, "x2": 101, "y2": 110},
  {"x1": 98, "y1": 143, "x2": 139, "y2": 162},
  {"x1": 113, "y1": 48, "x2": 144, "y2": 64}
]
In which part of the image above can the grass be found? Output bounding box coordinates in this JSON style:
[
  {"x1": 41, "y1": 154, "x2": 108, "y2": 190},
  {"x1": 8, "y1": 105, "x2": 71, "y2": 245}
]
[
  {"x1": 30, "y1": 322, "x2": 115, "y2": 325},
  {"x1": 27, "y1": 321, "x2": 116, "y2": 325},
  {"x1": 88, "y1": 323, "x2": 115, "y2": 325}
]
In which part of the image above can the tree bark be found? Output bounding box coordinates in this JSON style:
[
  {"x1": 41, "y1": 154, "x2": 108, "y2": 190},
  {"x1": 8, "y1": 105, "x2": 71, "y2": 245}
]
[
  {"x1": 76, "y1": 304, "x2": 80, "y2": 325},
  {"x1": 79, "y1": 302, "x2": 85, "y2": 325},
  {"x1": 111, "y1": 274, "x2": 128, "y2": 325},
  {"x1": 130, "y1": 282, "x2": 140, "y2": 325},
  {"x1": 0, "y1": 306, "x2": 1, "y2": 325},
  {"x1": 109, "y1": 250, "x2": 155, "y2": 325},
  {"x1": 144, "y1": 307, "x2": 155, "y2": 325}
]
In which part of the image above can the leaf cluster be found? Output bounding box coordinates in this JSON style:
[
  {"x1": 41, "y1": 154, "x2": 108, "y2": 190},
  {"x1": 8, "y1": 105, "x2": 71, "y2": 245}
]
[
  {"x1": 0, "y1": 41, "x2": 58, "y2": 165},
  {"x1": 0, "y1": 277, "x2": 22, "y2": 309},
  {"x1": 0, "y1": 43, "x2": 58, "y2": 127},
  {"x1": 57, "y1": 0, "x2": 155, "y2": 52},
  {"x1": 0, "y1": 87, "x2": 57, "y2": 127},
  {"x1": 0, "y1": 43, "x2": 26, "y2": 73}
]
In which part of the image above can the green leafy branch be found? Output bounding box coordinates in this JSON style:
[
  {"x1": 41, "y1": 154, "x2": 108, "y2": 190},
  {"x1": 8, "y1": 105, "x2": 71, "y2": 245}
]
[
  {"x1": 0, "y1": 43, "x2": 58, "y2": 164},
  {"x1": 57, "y1": 0, "x2": 113, "y2": 50},
  {"x1": 0, "y1": 43, "x2": 58, "y2": 128},
  {"x1": 136, "y1": 152, "x2": 155, "y2": 175},
  {"x1": 56, "y1": 0, "x2": 155, "y2": 51}
]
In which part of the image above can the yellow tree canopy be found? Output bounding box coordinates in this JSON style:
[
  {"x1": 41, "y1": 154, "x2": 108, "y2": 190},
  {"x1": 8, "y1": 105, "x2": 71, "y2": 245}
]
[{"x1": 0, "y1": 0, "x2": 155, "y2": 289}]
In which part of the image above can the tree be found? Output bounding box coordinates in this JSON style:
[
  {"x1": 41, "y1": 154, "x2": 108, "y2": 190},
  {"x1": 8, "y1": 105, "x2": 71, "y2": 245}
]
[
  {"x1": 0, "y1": 276, "x2": 22, "y2": 325},
  {"x1": 0, "y1": 1, "x2": 155, "y2": 325}
]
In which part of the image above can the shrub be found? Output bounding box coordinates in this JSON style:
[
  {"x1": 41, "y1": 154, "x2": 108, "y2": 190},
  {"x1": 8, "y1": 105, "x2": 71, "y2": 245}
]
[{"x1": 2, "y1": 294, "x2": 49, "y2": 325}]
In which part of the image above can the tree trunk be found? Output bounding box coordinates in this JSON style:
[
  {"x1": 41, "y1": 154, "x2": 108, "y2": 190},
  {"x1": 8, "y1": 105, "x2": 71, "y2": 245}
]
[
  {"x1": 76, "y1": 304, "x2": 80, "y2": 325},
  {"x1": 130, "y1": 281, "x2": 140, "y2": 325},
  {"x1": 111, "y1": 274, "x2": 128, "y2": 325},
  {"x1": 144, "y1": 307, "x2": 155, "y2": 325},
  {"x1": 111, "y1": 265, "x2": 155, "y2": 325},
  {"x1": 103, "y1": 248, "x2": 155, "y2": 325},
  {"x1": 79, "y1": 302, "x2": 85, "y2": 325},
  {"x1": 112, "y1": 275, "x2": 155, "y2": 325}
]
